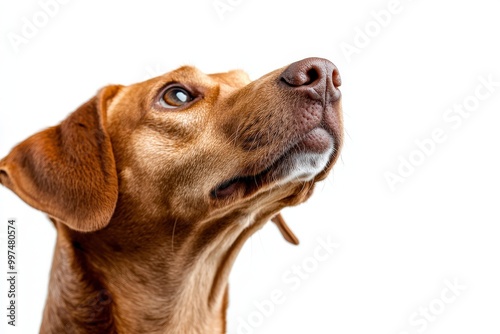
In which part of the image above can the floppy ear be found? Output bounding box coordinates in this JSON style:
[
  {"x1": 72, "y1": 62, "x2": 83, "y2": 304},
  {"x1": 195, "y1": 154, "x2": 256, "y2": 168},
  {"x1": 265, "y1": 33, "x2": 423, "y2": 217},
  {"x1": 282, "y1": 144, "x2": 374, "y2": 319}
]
[{"x1": 0, "y1": 85, "x2": 122, "y2": 232}]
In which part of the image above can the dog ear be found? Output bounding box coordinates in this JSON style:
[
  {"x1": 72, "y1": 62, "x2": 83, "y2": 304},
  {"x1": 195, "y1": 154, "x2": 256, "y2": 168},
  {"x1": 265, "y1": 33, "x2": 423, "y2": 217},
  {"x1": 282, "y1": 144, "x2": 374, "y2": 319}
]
[{"x1": 0, "y1": 85, "x2": 122, "y2": 232}]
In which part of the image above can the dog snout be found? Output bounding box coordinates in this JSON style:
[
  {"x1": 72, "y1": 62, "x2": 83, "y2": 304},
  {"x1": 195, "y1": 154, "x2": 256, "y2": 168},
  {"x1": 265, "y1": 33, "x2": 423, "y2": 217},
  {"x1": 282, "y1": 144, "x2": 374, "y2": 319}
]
[{"x1": 279, "y1": 57, "x2": 341, "y2": 102}]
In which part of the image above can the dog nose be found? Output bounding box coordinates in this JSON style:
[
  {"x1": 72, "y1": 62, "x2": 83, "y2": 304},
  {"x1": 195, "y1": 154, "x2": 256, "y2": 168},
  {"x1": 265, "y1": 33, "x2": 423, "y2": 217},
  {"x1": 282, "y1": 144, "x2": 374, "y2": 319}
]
[{"x1": 279, "y1": 57, "x2": 341, "y2": 101}]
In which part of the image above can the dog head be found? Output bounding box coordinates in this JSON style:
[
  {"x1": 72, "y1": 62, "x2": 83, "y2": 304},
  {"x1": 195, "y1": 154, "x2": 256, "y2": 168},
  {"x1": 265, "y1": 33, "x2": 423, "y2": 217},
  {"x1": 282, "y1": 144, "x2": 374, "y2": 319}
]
[{"x1": 0, "y1": 58, "x2": 343, "y2": 238}]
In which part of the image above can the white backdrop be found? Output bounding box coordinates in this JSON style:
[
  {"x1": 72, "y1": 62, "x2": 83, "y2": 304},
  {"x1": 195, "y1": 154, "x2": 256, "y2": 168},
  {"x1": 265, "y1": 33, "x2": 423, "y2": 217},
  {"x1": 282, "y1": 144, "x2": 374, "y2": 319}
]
[{"x1": 1, "y1": 0, "x2": 499, "y2": 333}]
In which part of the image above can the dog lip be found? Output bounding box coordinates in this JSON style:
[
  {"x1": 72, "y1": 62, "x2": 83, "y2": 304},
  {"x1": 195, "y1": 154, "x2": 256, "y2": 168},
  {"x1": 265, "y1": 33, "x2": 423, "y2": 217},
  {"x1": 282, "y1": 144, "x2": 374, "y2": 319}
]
[
  {"x1": 211, "y1": 127, "x2": 335, "y2": 200},
  {"x1": 297, "y1": 128, "x2": 333, "y2": 153},
  {"x1": 210, "y1": 177, "x2": 242, "y2": 199},
  {"x1": 210, "y1": 149, "x2": 287, "y2": 200},
  {"x1": 210, "y1": 164, "x2": 274, "y2": 200}
]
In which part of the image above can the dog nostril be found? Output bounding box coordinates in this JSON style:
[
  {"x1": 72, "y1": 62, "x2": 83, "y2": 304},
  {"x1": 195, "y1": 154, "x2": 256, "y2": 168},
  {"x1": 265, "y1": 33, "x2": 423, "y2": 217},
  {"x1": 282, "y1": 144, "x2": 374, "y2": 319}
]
[
  {"x1": 280, "y1": 58, "x2": 335, "y2": 89},
  {"x1": 280, "y1": 66, "x2": 321, "y2": 87},
  {"x1": 332, "y1": 68, "x2": 341, "y2": 87},
  {"x1": 305, "y1": 68, "x2": 320, "y2": 86},
  {"x1": 279, "y1": 58, "x2": 341, "y2": 101}
]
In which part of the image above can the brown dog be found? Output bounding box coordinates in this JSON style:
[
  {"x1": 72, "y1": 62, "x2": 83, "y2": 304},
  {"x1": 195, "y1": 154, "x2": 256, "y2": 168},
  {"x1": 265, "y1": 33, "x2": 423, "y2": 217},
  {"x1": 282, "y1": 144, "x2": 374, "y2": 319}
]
[{"x1": 0, "y1": 57, "x2": 343, "y2": 333}]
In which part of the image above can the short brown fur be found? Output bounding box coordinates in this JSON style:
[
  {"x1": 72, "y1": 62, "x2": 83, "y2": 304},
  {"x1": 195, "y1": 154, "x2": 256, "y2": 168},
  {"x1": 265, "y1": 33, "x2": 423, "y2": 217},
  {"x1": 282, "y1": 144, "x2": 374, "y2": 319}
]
[{"x1": 0, "y1": 58, "x2": 343, "y2": 333}]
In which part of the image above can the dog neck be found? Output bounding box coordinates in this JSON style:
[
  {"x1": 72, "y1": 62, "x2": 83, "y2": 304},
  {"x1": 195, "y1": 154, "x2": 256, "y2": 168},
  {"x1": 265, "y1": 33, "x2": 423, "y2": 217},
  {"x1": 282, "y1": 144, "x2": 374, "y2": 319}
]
[{"x1": 40, "y1": 208, "x2": 276, "y2": 334}]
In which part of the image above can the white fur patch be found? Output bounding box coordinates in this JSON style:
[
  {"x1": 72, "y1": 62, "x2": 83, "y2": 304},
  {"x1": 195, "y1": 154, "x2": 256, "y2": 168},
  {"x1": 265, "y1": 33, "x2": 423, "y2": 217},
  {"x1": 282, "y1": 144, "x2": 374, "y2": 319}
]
[{"x1": 278, "y1": 145, "x2": 334, "y2": 185}]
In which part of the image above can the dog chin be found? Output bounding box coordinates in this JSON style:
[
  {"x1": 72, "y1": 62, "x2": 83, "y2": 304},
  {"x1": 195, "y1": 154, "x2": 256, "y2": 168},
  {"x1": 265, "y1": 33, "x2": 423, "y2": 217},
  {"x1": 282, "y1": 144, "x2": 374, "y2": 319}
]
[{"x1": 275, "y1": 144, "x2": 334, "y2": 186}]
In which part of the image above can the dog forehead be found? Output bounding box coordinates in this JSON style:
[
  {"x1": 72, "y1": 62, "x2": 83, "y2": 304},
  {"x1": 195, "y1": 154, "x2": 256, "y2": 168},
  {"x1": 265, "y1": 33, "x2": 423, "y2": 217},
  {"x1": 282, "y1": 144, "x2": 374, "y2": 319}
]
[
  {"x1": 159, "y1": 65, "x2": 207, "y2": 82},
  {"x1": 156, "y1": 66, "x2": 250, "y2": 87},
  {"x1": 208, "y1": 70, "x2": 251, "y2": 88}
]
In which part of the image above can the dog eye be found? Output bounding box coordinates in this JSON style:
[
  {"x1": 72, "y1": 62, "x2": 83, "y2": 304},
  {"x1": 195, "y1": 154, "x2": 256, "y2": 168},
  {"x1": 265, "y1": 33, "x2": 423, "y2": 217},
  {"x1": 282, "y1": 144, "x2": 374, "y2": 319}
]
[{"x1": 160, "y1": 86, "x2": 193, "y2": 108}]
